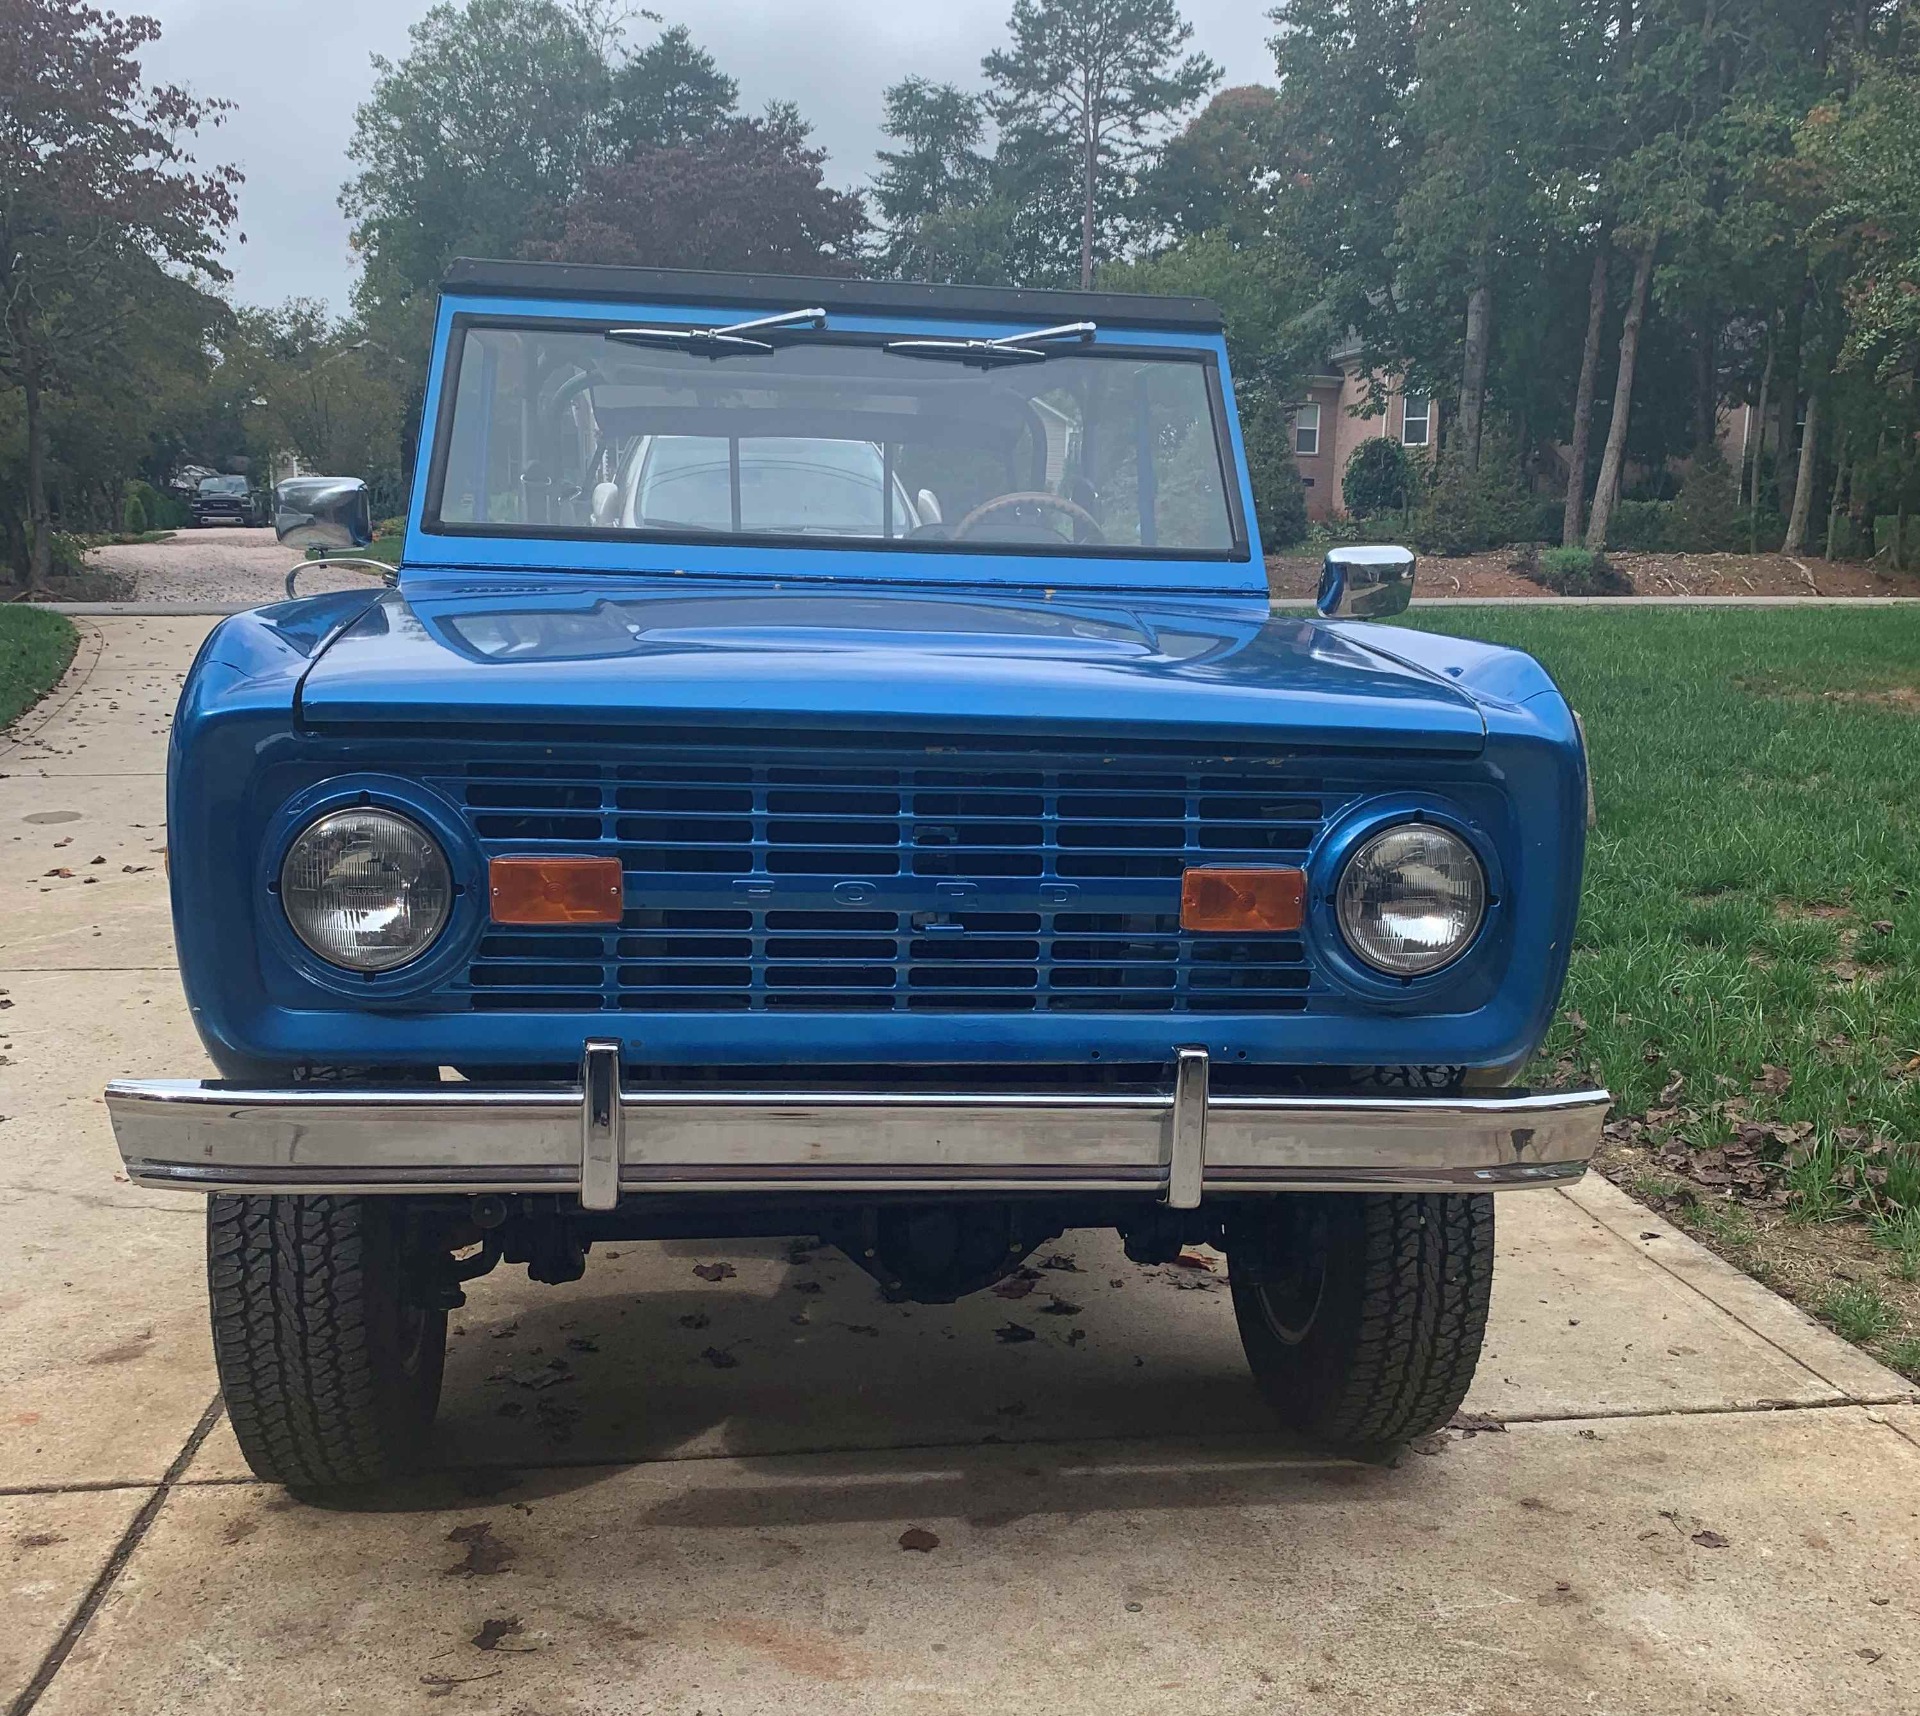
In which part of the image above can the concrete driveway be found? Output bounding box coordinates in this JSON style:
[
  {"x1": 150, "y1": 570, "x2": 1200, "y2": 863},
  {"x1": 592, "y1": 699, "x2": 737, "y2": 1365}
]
[{"x1": 4, "y1": 617, "x2": 1919, "y2": 1716}]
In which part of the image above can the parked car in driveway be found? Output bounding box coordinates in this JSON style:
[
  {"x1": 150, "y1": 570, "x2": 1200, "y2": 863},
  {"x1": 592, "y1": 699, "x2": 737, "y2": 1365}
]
[
  {"x1": 106, "y1": 259, "x2": 1606, "y2": 1492},
  {"x1": 189, "y1": 473, "x2": 259, "y2": 527}
]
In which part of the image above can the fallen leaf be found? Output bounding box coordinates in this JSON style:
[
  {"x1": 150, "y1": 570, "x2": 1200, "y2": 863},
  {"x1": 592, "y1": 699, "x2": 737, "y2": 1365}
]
[
  {"x1": 1870, "y1": 921, "x2": 1894, "y2": 936},
  {"x1": 994, "y1": 1322, "x2": 1036, "y2": 1344},
  {"x1": 1171, "y1": 1250, "x2": 1216, "y2": 1271},
  {"x1": 1448, "y1": 1411, "x2": 1507, "y2": 1436},
  {"x1": 841, "y1": 1323, "x2": 879, "y2": 1337},
  {"x1": 1039, "y1": 1253, "x2": 1081, "y2": 1272},
  {"x1": 1857, "y1": 1648, "x2": 1883, "y2": 1664},
  {"x1": 564, "y1": 1337, "x2": 598, "y2": 1354},
  {"x1": 692, "y1": 1261, "x2": 736, "y2": 1282},
  {"x1": 677, "y1": 1312, "x2": 710, "y2": 1330},
  {"x1": 1691, "y1": 1529, "x2": 1730, "y2": 1549},
  {"x1": 1658, "y1": 1072, "x2": 1687, "y2": 1104},
  {"x1": 790, "y1": 1280, "x2": 822, "y2": 1295},
  {"x1": 1752, "y1": 1063, "x2": 1793, "y2": 1096},
  {"x1": 443, "y1": 1522, "x2": 515, "y2": 1576},
  {"x1": 699, "y1": 1346, "x2": 739, "y2": 1369},
  {"x1": 1410, "y1": 1433, "x2": 1449, "y2": 1456},
  {"x1": 471, "y1": 1616, "x2": 525, "y2": 1651},
  {"x1": 1037, "y1": 1296, "x2": 1082, "y2": 1316},
  {"x1": 899, "y1": 1527, "x2": 940, "y2": 1553},
  {"x1": 992, "y1": 1268, "x2": 1041, "y2": 1299}
]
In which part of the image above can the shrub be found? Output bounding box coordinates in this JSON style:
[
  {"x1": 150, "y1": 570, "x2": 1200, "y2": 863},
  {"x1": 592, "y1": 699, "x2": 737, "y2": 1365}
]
[
  {"x1": 1523, "y1": 497, "x2": 1565, "y2": 542},
  {"x1": 1342, "y1": 436, "x2": 1415, "y2": 517},
  {"x1": 1530, "y1": 545, "x2": 1633, "y2": 596},
  {"x1": 1411, "y1": 428, "x2": 1530, "y2": 556},
  {"x1": 1667, "y1": 446, "x2": 1742, "y2": 552},
  {"x1": 1604, "y1": 498, "x2": 1671, "y2": 551},
  {"x1": 1239, "y1": 387, "x2": 1310, "y2": 549},
  {"x1": 120, "y1": 490, "x2": 147, "y2": 535}
]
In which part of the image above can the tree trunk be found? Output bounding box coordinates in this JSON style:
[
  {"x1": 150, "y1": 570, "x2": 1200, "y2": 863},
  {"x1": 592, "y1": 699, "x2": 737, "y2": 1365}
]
[
  {"x1": 1747, "y1": 334, "x2": 1773, "y2": 550},
  {"x1": 1784, "y1": 383, "x2": 1822, "y2": 554},
  {"x1": 22, "y1": 366, "x2": 52, "y2": 594},
  {"x1": 1078, "y1": 99, "x2": 1097, "y2": 291},
  {"x1": 1895, "y1": 502, "x2": 1907, "y2": 572},
  {"x1": 1458, "y1": 280, "x2": 1493, "y2": 470},
  {"x1": 1773, "y1": 391, "x2": 1798, "y2": 522},
  {"x1": 1584, "y1": 241, "x2": 1655, "y2": 552},
  {"x1": 1692, "y1": 317, "x2": 1716, "y2": 451},
  {"x1": 1562, "y1": 246, "x2": 1610, "y2": 545},
  {"x1": 1824, "y1": 430, "x2": 1850, "y2": 560}
]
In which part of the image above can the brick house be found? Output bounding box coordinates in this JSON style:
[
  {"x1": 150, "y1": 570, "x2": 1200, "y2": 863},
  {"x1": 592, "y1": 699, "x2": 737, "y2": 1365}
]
[{"x1": 1291, "y1": 342, "x2": 1439, "y2": 523}]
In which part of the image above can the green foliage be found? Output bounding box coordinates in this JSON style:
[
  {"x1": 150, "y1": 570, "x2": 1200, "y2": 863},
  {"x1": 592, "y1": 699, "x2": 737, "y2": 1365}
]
[
  {"x1": 1605, "y1": 499, "x2": 1673, "y2": 552},
  {"x1": 0, "y1": 608, "x2": 79, "y2": 728},
  {"x1": 1238, "y1": 387, "x2": 1310, "y2": 549},
  {"x1": 341, "y1": 0, "x2": 610, "y2": 317},
  {"x1": 1343, "y1": 437, "x2": 1416, "y2": 517},
  {"x1": 1531, "y1": 545, "x2": 1631, "y2": 596},
  {"x1": 607, "y1": 23, "x2": 738, "y2": 153},
  {"x1": 119, "y1": 488, "x2": 147, "y2": 534},
  {"x1": 1667, "y1": 445, "x2": 1743, "y2": 553},
  {"x1": 1820, "y1": 1282, "x2": 1895, "y2": 1345},
  {"x1": 1140, "y1": 85, "x2": 1285, "y2": 247},
  {"x1": 1411, "y1": 429, "x2": 1529, "y2": 556}
]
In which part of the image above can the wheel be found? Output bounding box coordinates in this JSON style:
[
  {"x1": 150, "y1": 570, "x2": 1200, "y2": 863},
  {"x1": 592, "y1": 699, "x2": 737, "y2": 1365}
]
[
  {"x1": 1226, "y1": 1192, "x2": 1493, "y2": 1455},
  {"x1": 207, "y1": 1195, "x2": 448, "y2": 1491}
]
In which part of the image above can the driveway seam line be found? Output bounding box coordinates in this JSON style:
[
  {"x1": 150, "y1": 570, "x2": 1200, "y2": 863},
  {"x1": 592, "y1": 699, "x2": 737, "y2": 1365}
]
[
  {"x1": 5, "y1": 1395, "x2": 223, "y2": 1716},
  {"x1": 1555, "y1": 1184, "x2": 1879, "y2": 1400},
  {"x1": 138, "y1": 1393, "x2": 1919, "y2": 1492}
]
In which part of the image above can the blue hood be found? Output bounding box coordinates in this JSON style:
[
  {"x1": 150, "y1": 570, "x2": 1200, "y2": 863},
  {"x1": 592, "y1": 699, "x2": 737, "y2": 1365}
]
[{"x1": 294, "y1": 579, "x2": 1489, "y2": 754}]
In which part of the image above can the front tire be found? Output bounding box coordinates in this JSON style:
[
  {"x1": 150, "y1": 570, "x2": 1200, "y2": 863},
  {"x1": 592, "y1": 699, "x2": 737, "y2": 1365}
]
[
  {"x1": 207, "y1": 1195, "x2": 447, "y2": 1491},
  {"x1": 1227, "y1": 1192, "x2": 1493, "y2": 1455}
]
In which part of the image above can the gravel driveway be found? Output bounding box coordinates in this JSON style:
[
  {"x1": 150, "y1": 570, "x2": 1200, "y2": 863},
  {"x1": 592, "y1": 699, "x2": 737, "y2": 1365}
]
[{"x1": 86, "y1": 527, "x2": 388, "y2": 607}]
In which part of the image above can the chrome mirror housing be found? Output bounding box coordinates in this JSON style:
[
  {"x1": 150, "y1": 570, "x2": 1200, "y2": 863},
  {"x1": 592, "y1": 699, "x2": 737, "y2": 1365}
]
[
  {"x1": 274, "y1": 477, "x2": 372, "y2": 551},
  {"x1": 1317, "y1": 545, "x2": 1416, "y2": 620}
]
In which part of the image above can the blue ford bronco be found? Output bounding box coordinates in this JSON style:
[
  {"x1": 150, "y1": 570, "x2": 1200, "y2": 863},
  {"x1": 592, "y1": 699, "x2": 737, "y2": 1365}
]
[{"x1": 109, "y1": 261, "x2": 1606, "y2": 1491}]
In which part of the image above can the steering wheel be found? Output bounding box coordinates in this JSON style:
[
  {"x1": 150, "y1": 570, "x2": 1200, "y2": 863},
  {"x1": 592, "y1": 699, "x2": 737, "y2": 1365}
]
[{"x1": 953, "y1": 491, "x2": 1106, "y2": 544}]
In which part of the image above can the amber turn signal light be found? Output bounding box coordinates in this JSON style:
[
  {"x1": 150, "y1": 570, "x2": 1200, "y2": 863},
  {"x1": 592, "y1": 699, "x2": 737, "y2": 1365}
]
[
  {"x1": 1180, "y1": 867, "x2": 1307, "y2": 934},
  {"x1": 488, "y1": 856, "x2": 624, "y2": 925}
]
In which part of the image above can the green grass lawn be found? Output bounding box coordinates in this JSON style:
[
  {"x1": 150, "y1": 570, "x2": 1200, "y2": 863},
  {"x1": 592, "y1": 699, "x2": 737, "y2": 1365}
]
[
  {"x1": 1402, "y1": 606, "x2": 1920, "y2": 1345},
  {"x1": 0, "y1": 607, "x2": 79, "y2": 731}
]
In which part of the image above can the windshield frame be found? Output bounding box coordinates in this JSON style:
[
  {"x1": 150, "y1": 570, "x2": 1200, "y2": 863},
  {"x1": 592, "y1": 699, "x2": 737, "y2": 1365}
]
[{"x1": 419, "y1": 311, "x2": 1251, "y2": 568}]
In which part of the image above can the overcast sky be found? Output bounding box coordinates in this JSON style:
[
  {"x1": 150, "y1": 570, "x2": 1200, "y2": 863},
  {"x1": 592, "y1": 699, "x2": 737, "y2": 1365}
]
[{"x1": 136, "y1": 1, "x2": 1280, "y2": 313}]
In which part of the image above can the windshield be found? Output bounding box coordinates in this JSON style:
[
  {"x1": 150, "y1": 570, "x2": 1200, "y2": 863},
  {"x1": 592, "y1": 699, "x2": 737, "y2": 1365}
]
[
  {"x1": 200, "y1": 476, "x2": 249, "y2": 495},
  {"x1": 429, "y1": 323, "x2": 1241, "y2": 558}
]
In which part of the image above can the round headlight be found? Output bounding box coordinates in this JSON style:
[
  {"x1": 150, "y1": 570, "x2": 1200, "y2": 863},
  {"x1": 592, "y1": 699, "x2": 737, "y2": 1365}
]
[
  {"x1": 280, "y1": 809, "x2": 452, "y2": 972},
  {"x1": 1335, "y1": 824, "x2": 1486, "y2": 976}
]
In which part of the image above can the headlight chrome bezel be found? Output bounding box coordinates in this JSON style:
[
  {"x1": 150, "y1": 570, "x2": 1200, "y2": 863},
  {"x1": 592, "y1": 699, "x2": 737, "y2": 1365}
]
[
  {"x1": 279, "y1": 806, "x2": 455, "y2": 973},
  {"x1": 258, "y1": 778, "x2": 479, "y2": 996},
  {"x1": 1333, "y1": 820, "x2": 1489, "y2": 978}
]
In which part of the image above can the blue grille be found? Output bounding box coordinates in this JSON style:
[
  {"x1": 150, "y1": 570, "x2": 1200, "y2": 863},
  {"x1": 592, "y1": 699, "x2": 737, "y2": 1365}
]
[{"x1": 429, "y1": 749, "x2": 1346, "y2": 1015}]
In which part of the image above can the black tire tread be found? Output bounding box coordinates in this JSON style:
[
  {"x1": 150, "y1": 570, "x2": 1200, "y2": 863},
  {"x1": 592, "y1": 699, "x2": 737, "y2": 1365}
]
[
  {"x1": 1232, "y1": 1192, "x2": 1493, "y2": 1453},
  {"x1": 207, "y1": 1195, "x2": 440, "y2": 1490}
]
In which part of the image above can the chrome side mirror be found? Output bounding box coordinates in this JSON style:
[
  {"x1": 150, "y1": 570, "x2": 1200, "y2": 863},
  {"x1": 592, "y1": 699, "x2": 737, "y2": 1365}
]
[
  {"x1": 274, "y1": 477, "x2": 372, "y2": 551},
  {"x1": 1317, "y1": 545, "x2": 1415, "y2": 619}
]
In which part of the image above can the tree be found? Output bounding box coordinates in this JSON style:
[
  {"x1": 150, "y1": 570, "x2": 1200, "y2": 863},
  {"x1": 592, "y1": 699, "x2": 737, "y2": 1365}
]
[
  {"x1": 983, "y1": 0, "x2": 1219, "y2": 289},
  {"x1": 608, "y1": 23, "x2": 739, "y2": 152},
  {"x1": 873, "y1": 78, "x2": 995, "y2": 278},
  {"x1": 0, "y1": 0, "x2": 239, "y2": 589},
  {"x1": 533, "y1": 106, "x2": 868, "y2": 274},
  {"x1": 340, "y1": 0, "x2": 609, "y2": 320},
  {"x1": 1140, "y1": 85, "x2": 1285, "y2": 246}
]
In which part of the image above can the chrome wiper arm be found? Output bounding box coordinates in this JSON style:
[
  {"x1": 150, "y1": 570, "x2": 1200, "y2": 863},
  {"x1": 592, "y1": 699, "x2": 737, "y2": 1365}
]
[
  {"x1": 883, "y1": 320, "x2": 1097, "y2": 366},
  {"x1": 606, "y1": 306, "x2": 828, "y2": 356}
]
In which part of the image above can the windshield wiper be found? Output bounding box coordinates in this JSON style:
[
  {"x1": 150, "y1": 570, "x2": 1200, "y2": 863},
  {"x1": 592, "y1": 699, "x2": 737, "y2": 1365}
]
[
  {"x1": 606, "y1": 306, "x2": 827, "y2": 357},
  {"x1": 883, "y1": 320, "x2": 1097, "y2": 367}
]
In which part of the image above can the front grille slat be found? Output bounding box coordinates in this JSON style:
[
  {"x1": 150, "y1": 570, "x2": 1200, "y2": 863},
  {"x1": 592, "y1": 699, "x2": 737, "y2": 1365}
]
[{"x1": 443, "y1": 750, "x2": 1333, "y2": 1015}]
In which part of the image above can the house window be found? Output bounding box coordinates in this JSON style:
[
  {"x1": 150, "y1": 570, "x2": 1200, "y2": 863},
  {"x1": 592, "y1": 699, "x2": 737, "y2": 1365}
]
[
  {"x1": 1294, "y1": 402, "x2": 1321, "y2": 457},
  {"x1": 1402, "y1": 395, "x2": 1431, "y2": 448}
]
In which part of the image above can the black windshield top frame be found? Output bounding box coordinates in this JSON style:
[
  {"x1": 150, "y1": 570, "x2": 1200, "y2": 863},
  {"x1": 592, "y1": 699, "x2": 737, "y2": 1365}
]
[{"x1": 421, "y1": 312, "x2": 1251, "y2": 564}]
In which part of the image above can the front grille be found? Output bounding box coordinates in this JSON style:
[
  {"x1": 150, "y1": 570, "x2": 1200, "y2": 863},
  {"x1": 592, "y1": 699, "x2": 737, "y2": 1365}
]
[{"x1": 429, "y1": 749, "x2": 1348, "y2": 1015}]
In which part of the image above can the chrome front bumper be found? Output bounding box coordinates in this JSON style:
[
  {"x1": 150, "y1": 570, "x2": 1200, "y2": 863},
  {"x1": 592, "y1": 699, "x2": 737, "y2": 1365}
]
[{"x1": 107, "y1": 1046, "x2": 1609, "y2": 1207}]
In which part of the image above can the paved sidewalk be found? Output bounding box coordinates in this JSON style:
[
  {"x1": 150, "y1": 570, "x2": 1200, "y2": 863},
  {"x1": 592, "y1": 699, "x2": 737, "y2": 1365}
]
[{"x1": 3, "y1": 619, "x2": 1917, "y2": 1716}]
